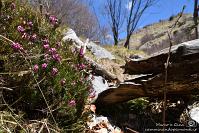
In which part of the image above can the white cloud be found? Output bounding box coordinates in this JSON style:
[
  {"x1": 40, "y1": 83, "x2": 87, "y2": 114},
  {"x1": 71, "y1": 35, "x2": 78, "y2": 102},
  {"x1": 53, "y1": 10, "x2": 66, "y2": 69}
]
[{"x1": 126, "y1": 1, "x2": 132, "y2": 11}]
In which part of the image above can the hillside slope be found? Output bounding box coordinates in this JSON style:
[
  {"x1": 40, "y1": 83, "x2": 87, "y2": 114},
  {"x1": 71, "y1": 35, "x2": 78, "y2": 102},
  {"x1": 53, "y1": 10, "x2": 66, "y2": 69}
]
[{"x1": 123, "y1": 14, "x2": 196, "y2": 54}]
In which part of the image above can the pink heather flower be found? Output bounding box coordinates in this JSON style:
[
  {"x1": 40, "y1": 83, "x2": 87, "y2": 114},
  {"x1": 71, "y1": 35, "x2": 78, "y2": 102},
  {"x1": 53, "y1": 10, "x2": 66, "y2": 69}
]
[
  {"x1": 43, "y1": 44, "x2": 50, "y2": 50},
  {"x1": 33, "y1": 64, "x2": 39, "y2": 73},
  {"x1": 49, "y1": 15, "x2": 58, "y2": 25},
  {"x1": 52, "y1": 54, "x2": 61, "y2": 62},
  {"x1": 11, "y1": 42, "x2": 23, "y2": 51},
  {"x1": 51, "y1": 67, "x2": 58, "y2": 76},
  {"x1": 78, "y1": 63, "x2": 86, "y2": 70},
  {"x1": 42, "y1": 63, "x2": 48, "y2": 70},
  {"x1": 28, "y1": 21, "x2": 33, "y2": 27},
  {"x1": 49, "y1": 48, "x2": 57, "y2": 54},
  {"x1": 31, "y1": 34, "x2": 37, "y2": 41},
  {"x1": 79, "y1": 46, "x2": 84, "y2": 57},
  {"x1": 17, "y1": 25, "x2": 25, "y2": 33},
  {"x1": 68, "y1": 100, "x2": 76, "y2": 107},
  {"x1": 10, "y1": 3, "x2": 16, "y2": 10},
  {"x1": 60, "y1": 78, "x2": 66, "y2": 86}
]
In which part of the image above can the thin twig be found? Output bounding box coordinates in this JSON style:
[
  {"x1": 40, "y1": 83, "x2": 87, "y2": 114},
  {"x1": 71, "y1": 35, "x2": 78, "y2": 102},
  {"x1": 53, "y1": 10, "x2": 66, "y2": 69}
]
[
  {"x1": 126, "y1": 127, "x2": 139, "y2": 133},
  {"x1": 0, "y1": 87, "x2": 13, "y2": 91},
  {"x1": 162, "y1": 6, "x2": 185, "y2": 133},
  {"x1": 2, "y1": 96, "x2": 27, "y2": 132}
]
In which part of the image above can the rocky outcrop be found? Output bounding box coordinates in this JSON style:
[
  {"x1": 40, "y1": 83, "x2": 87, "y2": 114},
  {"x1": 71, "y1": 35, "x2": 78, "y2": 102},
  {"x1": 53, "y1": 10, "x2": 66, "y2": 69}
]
[
  {"x1": 87, "y1": 42, "x2": 115, "y2": 60},
  {"x1": 95, "y1": 39, "x2": 199, "y2": 105},
  {"x1": 63, "y1": 28, "x2": 85, "y2": 48}
]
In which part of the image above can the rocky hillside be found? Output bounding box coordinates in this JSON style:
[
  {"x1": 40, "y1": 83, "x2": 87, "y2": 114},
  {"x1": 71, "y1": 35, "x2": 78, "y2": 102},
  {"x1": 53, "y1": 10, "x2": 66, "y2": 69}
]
[{"x1": 123, "y1": 14, "x2": 196, "y2": 54}]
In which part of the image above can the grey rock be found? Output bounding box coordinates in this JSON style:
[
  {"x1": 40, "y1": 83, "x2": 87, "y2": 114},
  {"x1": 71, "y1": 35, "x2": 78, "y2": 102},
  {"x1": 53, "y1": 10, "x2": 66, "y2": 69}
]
[
  {"x1": 87, "y1": 42, "x2": 115, "y2": 60},
  {"x1": 62, "y1": 28, "x2": 84, "y2": 48},
  {"x1": 188, "y1": 102, "x2": 199, "y2": 124},
  {"x1": 90, "y1": 76, "x2": 109, "y2": 103},
  {"x1": 87, "y1": 114, "x2": 121, "y2": 132}
]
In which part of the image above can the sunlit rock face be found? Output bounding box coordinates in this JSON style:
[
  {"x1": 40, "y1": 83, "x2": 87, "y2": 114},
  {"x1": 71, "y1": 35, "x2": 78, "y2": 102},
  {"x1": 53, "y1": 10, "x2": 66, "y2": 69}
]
[
  {"x1": 87, "y1": 41, "x2": 115, "y2": 60},
  {"x1": 189, "y1": 102, "x2": 199, "y2": 124}
]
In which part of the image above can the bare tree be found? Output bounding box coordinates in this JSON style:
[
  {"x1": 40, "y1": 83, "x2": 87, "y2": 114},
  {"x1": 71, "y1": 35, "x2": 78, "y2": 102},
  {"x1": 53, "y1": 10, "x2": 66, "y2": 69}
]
[
  {"x1": 30, "y1": 0, "x2": 100, "y2": 41},
  {"x1": 124, "y1": 0, "x2": 155, "y2": 48},
  {"x1": 105, "y1": 0, "x2": 125, "y2": 46},
  {"x1": 193, "y1": 0, "x2": 199, "y2": 39}
]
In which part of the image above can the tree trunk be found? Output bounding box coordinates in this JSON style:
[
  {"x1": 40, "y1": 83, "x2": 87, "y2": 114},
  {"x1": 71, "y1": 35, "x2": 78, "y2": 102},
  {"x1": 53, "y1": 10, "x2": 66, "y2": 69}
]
[
  {"x1": 124, "y1": 35, "x2": 131, "y2": 49},
  {"x1": 113, "y1": 37, "x2": 118, "y2": 46},
  {"x1": 194, "y1": 0, "x2": 198, "y2": 39}
]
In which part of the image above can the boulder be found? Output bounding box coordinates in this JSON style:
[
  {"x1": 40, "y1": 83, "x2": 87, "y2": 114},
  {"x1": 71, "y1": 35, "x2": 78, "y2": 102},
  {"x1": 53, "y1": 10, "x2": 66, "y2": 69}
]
[
  {"x1": 89, "y1": 76, "x2": 109, "y2": 103},
  {"x1": 87, "y1": 42, "x2": 115, "y2": 60},
  {"x1": 62, "y1": 28, "x2": 84, "y2": 48}
]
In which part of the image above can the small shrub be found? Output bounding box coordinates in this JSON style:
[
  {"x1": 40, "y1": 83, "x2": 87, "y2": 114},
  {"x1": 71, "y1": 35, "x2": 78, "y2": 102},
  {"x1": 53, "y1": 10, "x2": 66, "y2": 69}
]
[{"x1": 0, "y1": 0, "x2": 91, "y2": 132}]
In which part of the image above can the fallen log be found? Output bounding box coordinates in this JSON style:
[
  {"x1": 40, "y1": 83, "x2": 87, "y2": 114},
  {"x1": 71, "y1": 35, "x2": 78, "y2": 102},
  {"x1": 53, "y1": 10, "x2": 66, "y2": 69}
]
[
  {"x1": 95, "y1": 74, "x2": 199, "y2": 104},
  {"x1": 124, "y1": 39, "x2": 199, "y2": 75},
  {"x1": 85, "y1": 57, "x2": 118, "y2": 81},
  {"x1": 95, "y1": 39, "x2": 199, "y2": 105}
]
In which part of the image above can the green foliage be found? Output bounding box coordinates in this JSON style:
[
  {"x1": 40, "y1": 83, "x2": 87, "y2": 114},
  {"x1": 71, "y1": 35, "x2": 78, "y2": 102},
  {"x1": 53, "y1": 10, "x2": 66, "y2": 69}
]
[
  {"x1": 0, "y1": 0, "x2": 91, "y2": 132},
  {"x1": 127, "y1": 98, "x2": 149, "y2": 114}
]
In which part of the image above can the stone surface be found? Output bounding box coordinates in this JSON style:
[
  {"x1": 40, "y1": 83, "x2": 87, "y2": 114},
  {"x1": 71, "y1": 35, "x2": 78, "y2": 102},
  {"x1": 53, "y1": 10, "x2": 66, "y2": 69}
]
[
  {"x1": 188, "y1": 102, "x2": 199, "y2": 124},
  {"x1": 87, "y1": 41, "x2": 115, "y2": 60},
  {"x1": 189, "y1": 107, "x2": 199, "y2": 124},
  {"x1": 87, "y1": 114, "x2": 122, "y2": 133},
  {"x1": 90, "y1": 76, "x2": 109, "y2": 103},
  {"x1": 62, "y1": 28, "x2": 84, "y2": 48}
]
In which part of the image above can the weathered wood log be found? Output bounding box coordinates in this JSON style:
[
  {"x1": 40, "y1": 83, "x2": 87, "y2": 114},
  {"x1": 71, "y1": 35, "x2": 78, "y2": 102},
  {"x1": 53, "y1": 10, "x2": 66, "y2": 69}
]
[
  {"x1": 124, "y1": 39, "x2": 199, "y2": 75},
  {"x1": 95, "y1": 39, "x2": 199, "y2": 105},
  {"x1": 85, "y1": 57, "x2": 118, "y2": 81},
  {"x1": 95, "y1": 74, "x2": 199, "y2": 104}
]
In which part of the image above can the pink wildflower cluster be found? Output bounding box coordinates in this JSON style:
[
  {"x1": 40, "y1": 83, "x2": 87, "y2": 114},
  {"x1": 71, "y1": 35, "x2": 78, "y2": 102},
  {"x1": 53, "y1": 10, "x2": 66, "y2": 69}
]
[
  {"x1": 33, "y1": 63, "x2": 48, "y2": 73},
  {"x1": 17, "y1": 21, "x2": 37, "y2": 42},
  {"x1": 51, "y1": 67, "x2": 58, "y2": 76},
  {"x1": 33, "y1": 63, "x2": 59, "y2": 77},
  {"x1": 42, "y1": 38, "x2": 61, "y2": 63},
  {"x1": 49, "y1": 15, "x2": 59, "y2": 26},
  {"x1": 79, "y1": 46, "x2": 84, "y2": 57},
  {"x1": 42, "y1": 63, "x2": 48, "y2": 70},
  {"x1": 33, "y1": 64, "x2": 39, "y2": 73},
  {"x1": 11, "y1": 42, "x2": 24, "y2": 52},
  {"x1": 76, "y1": 63, "x2": 86, "y2": 70},
  {"x1": 60, "y1": 78, "x2": 66, "y2": 86},
  {"x1": 68, "y1": 100, "x2": 76, "y2": 107},
  {"x1": 17, "y1": 25, "x2": 25, "y2": 33}
]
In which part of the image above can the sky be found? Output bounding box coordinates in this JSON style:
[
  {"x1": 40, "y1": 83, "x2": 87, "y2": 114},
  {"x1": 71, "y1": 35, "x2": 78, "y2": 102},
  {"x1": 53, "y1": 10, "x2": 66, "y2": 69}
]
[{"x1": 88, "y1": 0, "x2": 195, "y2": 41}]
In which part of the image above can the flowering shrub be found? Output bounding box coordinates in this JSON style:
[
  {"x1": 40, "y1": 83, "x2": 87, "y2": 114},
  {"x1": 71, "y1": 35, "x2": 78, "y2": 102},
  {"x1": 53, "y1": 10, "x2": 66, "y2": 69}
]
[{"x1": 0, "y1": 0, "x2": 92, "y2": 132}]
